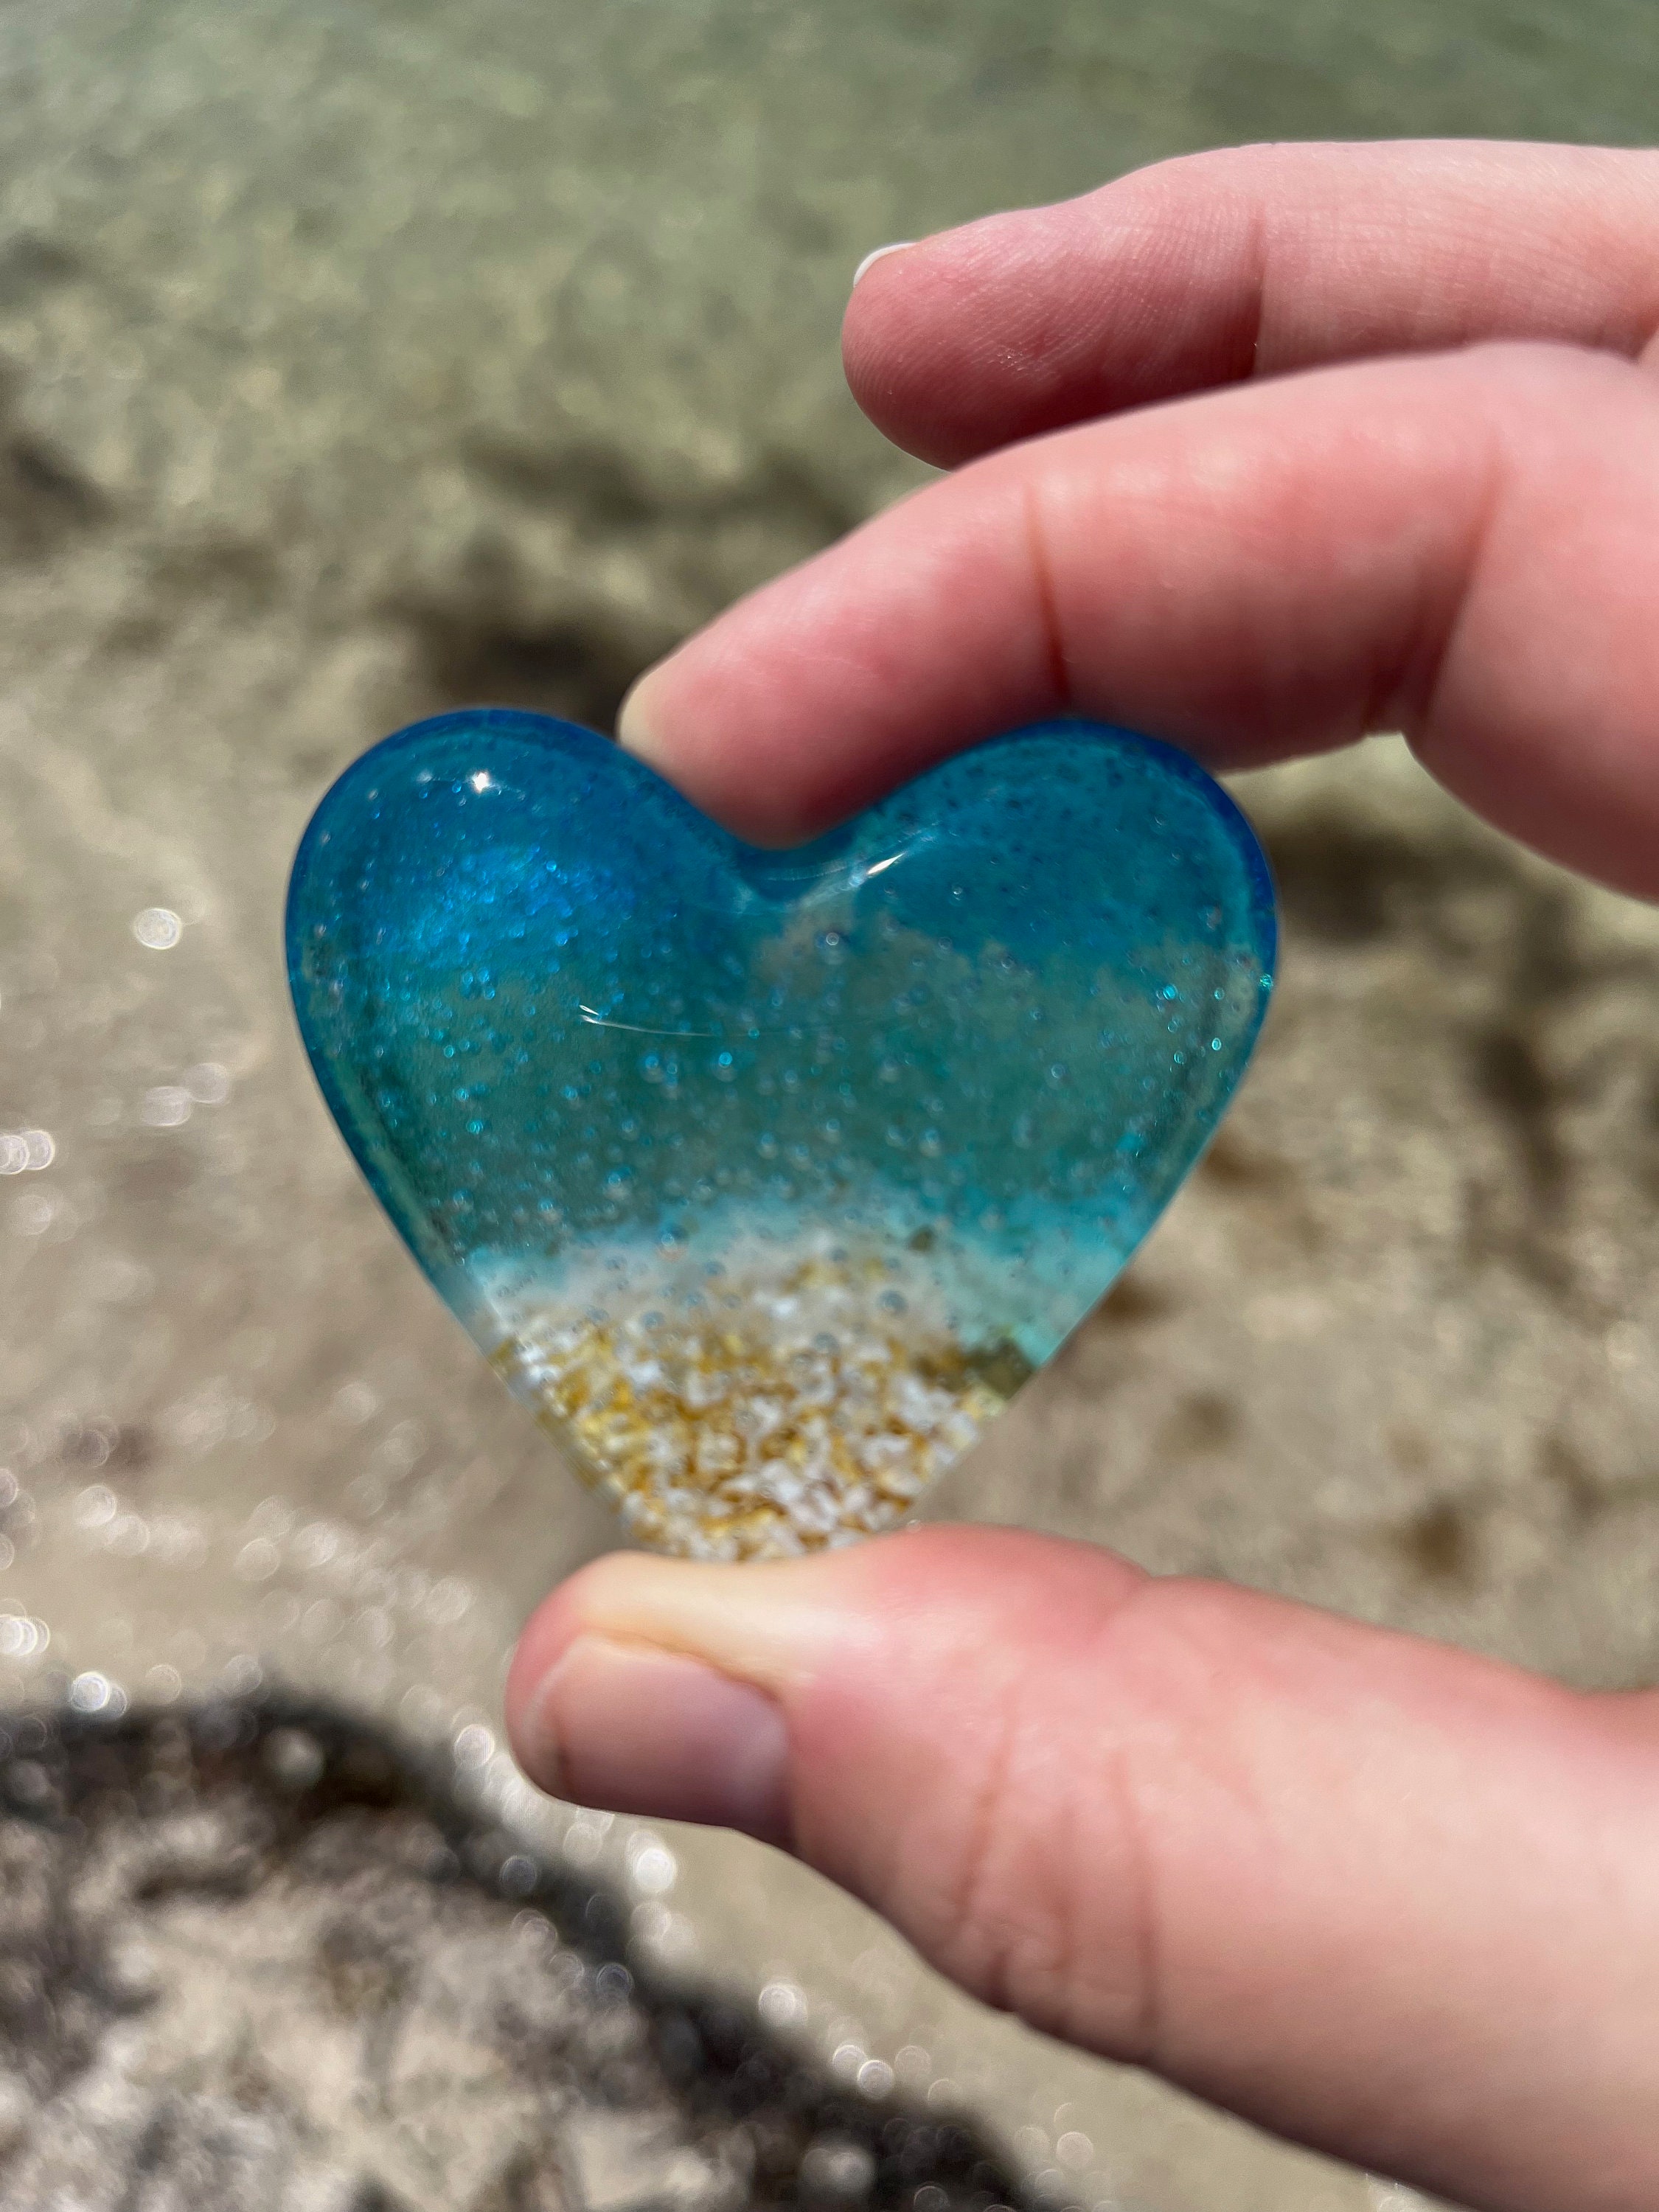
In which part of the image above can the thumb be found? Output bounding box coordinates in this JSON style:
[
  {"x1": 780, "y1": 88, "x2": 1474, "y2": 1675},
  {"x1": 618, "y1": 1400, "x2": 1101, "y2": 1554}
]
[{"x1": 506, "y1": 1523, "x2": 1659, "y2": 2212}]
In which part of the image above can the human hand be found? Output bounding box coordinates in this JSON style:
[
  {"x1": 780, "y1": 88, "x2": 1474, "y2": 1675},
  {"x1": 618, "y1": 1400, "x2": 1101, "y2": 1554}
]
[{"x1": 507, "y1": 143, "x2": 1659, "y2": 2212}]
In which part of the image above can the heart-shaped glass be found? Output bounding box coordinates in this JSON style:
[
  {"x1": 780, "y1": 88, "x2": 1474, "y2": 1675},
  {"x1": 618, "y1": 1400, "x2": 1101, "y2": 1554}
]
[{"x1": 288, "y1": 711, "x2": 1275, "y2": 1558}]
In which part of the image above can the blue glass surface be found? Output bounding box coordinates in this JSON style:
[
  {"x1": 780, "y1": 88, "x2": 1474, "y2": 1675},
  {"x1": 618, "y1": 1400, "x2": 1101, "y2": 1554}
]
[{"x1": 287, "y1": 710, "x2": 1276, "y2": 1557}]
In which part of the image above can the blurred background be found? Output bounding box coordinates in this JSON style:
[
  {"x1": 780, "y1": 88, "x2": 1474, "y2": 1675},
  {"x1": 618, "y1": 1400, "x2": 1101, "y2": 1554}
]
[{"x1": 3, "y1": 0, "x2": 1659, "y2": 2206}]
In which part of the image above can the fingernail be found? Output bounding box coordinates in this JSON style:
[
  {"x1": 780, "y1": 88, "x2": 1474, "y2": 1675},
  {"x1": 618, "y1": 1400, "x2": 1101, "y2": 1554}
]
[
  {"x1": 521, "y1": 1632, "x2": 793, "y2": 1844},
  {"x1": 546, "y1": 1554, "x2": 857, "y2": 1694},
  {"x1": 852, "y1": 240, "x2": 915, "y2": 288},
  {"x1": 616, "y1": 664, "x2": 668, "y2": 766}
]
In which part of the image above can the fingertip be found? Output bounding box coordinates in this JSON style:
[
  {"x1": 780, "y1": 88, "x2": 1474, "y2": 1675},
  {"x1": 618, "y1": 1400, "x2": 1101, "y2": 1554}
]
[
  {"x1": 841, "y1": 232, "x2": 981, "y2": 470},
  {"x1": 504, "y1": 1546, "x2": 879, "y2": 1840},
  {"x1": 850, "y1": 240, "x2": 917, "y2": 289},
  {"x1": 615, "y1": 661, "x2": 671, "y2": 768},
  {"x1": 510, "y1": 1630, "x2": 793, "y2": 1842},
  {"x1": 512, "y1": 1549, "x2": 859, "y2": 1703},
  {"x1": 615, "y1": 619, "x2": 832, "y2": 845},
  {"x1": 616, "y1": 649, "x2": 797, "y2": 843}
]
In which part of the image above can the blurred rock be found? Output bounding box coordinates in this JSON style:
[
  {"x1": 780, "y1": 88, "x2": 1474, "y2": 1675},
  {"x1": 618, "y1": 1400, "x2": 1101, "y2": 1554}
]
[{"x1": 0, "y1": 1705, "x2": 1009, "y2": 2212}]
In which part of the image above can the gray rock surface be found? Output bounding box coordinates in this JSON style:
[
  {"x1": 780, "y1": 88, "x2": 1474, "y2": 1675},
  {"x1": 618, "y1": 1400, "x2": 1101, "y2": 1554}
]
[
  {"x1": 0, "y1": 1704, "x2": 1011, "y2": 2212},
  {"x1": 1, "y1": 0, "x2": 1657, "y2": 2206}
]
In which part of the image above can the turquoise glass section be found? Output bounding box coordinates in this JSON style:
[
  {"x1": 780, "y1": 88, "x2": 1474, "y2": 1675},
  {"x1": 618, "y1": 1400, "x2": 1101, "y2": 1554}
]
[{"x1": 287, "y1": 711, "x2": 1275, "y2": 1556}]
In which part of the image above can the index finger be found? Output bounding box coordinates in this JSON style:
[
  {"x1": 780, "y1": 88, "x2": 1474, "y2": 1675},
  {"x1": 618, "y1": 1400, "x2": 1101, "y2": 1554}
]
[{"x1": 617, "y1": 340, "x2": 1659, "y2": 900}]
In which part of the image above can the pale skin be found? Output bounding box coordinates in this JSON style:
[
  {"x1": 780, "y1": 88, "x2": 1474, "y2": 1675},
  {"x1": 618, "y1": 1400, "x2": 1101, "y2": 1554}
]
[{"x1": 505, "y1": 142, "x2": 1659, "y2": 2212}]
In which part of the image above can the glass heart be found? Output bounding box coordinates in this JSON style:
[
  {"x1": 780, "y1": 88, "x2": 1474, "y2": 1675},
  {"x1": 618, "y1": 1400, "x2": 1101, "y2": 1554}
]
[{"x1": 287, "y1": 711, "x2": 1276, "y2": 1559}]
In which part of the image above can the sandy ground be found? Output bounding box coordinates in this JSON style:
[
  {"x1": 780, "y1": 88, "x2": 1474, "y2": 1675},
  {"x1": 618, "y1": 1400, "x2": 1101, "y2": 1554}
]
[{"x1": 2, "y1": 0, "x2": 1659, "y2": 2205}]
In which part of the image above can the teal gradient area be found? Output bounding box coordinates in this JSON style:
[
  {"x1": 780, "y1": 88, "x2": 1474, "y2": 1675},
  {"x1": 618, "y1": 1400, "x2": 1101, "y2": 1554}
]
[{"x1": 286, "y1": 710, "x2": 1275, "y2": 1551}]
